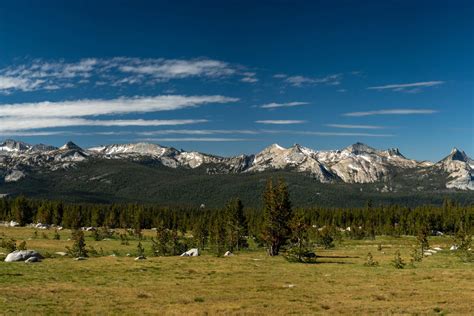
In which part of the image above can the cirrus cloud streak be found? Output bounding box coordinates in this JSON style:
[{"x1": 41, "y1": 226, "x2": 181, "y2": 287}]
[
  {"x1": 0, "y1": 118, "x2": 208, "y2": 132},
  {"x1": 367, "y1": 81, "x2": 444, "y2": 92},
  {"x1": 0, "y1": 95, "x2": 238, "y2": 118},
  {"x1": 343, "y1": 109, "x2": 438, "y2": 117},
  {"x1": 260, "y1": 102, "x2": 309, "y2": 109},
  {"x1": 255, "y1": 120, "x2": 307, "y2": 124}
]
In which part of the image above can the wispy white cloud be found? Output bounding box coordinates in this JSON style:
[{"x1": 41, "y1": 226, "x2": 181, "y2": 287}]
[
  {"x1": 0, "y1": 118, "x2": 208, "y2": 132},
  {"x1": 297, "y1": 131, "x2": 394, "y2": 137},
  {"x1": 137, "y1": 137, "x2": 254, "y2": 142},
  {"x1": 326, "y1": 124, "x2": 385, "y2": 129},
  {"x1": 0, "y1": 128, "x2": 394, "y2": 138},
  {"x1": 255, "y1": 120, "x2": 307, "y2": 124},
  {"x1": 240, "y1": 76, "x2": 258, "y2": 83},
  {"x1": 138, "y1": 129, "x2": 258, "y2": 136},
  {"x1": 260, "y1": 101, "x2": 309, "y2": 109},
  {"x1": 0, "y1": 95, "x2": 236, "y2": 132},
  {"x1": 0, "y1": 95, "x2": 238, "y2": 118},
  {"x1": 0, "y1": 131, "x2": 70, "y2": 137},
  {"x1": 0, "y1": 58, "x2": 98, "y2": 93},
  {"x1": 117, "y1": 58, "x2": 235, "y2": 79},
  {"x1": 343, "y1": 109, "x2": 438, "y2": 117},
  {"x1": 138, "y1": 129, "x2": 392, "y2": 137},
  {"x1": 0, "y1": 57, "x2": 255, "y2": 93},
  {"x1": 276, "y1": 74, "x2": 342, "y2": 87},
  {"x1": 367, "y1": 81, "x2": 444, "y2": 92},
  {"x1": 240, "y1": 72, "x2": 258, "y2": 83}
]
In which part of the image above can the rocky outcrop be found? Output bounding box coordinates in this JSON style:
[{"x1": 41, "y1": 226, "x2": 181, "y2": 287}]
[{"x1": 4, "y1": 250, "x2": 44, "y2": 262}]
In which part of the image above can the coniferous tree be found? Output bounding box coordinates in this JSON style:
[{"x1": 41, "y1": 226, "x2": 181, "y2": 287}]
[
  {"x1": 192, "y1": 218, "x2": 209, "y2": 250},
  {"x1": 317, "y1": 226, "x2": 335, "y2": 249},
  {"x1": 52, "y1": 202, "x2": 64, "y2": 226},
  {"x1": 364, "y1": 252, "x2": 379, "y2": 267},
  {"x1": 416, "y1": 226, "x2": 430, "y2": 254},
  {"x1": 410, "y1": 247, "x2": 423, "y2": 263},
  {"x1": 11, "y1": 196, "x2": 31, "y2": 225},
  {"x1": 36, "y1": 203, "x2": 52, "y2": 224},
  {"x1": 392, "y1": 250, "x2": 405, "y2": 269},
  {"x1": 224, "y1": 198, "x2": 247, "y2": 251},
  {"x1": 136, "y1": 242, "x2": 145, "y2": 258},
  {"x1": 67, "y1": 230, "x2": 88, "y2": 258},
  {"x1": 285, "y1": 211, "x2": 315, "y2": 263},
  {"x1": 262, "y1": 178, "x2": 293, "y2": 256},
  {"x1": 153, "y1": 221, "x2": 171, "y2": 256},
  {"x1": 210, "y1": 213, "x2": 227, "y2": 257}
]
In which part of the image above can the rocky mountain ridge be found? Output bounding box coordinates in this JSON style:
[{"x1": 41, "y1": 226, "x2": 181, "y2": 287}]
[{"x1": 0, "y1": 139, "x2": 472, "y2": 190}]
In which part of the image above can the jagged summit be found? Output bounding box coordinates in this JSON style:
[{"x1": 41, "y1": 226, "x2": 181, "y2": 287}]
[
  {"x1": 345, "y1": 142, "x2": 376, "y2": 154},
  {"x1": 60, "y1": 141, "x2": 82, "y2": 151},
  {"x1": 446, "y1": 148, "x2": 469, "y2": 162},
  {"x1": 0, "y1": 139, "x2": 31, "y2": 152},
  {"x1": 386, "y1": 148, "x2": 404, "y2": 157}
]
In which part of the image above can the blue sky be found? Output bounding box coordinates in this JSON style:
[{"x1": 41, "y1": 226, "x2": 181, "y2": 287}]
[{"x1": 0, "y1": 0, "x2": 472, "y2": 161}]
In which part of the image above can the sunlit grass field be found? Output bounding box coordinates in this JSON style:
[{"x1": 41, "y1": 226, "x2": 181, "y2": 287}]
[{"x1": 0, "y1": 227, "x2": 473, "y2": 315}]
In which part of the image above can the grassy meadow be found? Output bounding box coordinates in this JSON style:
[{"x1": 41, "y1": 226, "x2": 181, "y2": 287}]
[{"x1": 0, "y1": 227, "x2": 473, "y2": 315}]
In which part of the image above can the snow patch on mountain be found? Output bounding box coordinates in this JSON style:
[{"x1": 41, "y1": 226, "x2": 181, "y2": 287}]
[{"x1": 89, "y1": 143, "x2": 168, "y2": 157}]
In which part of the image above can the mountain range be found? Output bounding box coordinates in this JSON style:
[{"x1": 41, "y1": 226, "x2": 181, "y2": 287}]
[{"x1": 0, "y1": 139, "x2": 473, "y2": 206}]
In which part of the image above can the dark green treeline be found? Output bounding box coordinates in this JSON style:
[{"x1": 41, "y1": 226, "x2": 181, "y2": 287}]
[{"x1": 1, "y1": 195, "x2": 472, "y2": 237}]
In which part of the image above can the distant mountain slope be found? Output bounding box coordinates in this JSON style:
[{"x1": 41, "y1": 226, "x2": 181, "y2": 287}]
[
  {"x1": 0, "y1": 139, "x2": 473, "y2": 206},
  {"x1": 1, "y1": 158, "x2": 473, "y2": 208}
]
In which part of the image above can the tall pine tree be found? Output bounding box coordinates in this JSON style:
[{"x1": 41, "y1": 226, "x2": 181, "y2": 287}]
[{"x1": 262, "y1": 178, "x2": 293, "y2": 256}]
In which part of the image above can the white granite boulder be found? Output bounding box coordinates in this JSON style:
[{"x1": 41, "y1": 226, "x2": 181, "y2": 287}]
[
  {"x1": 5, "y1": 250, "x2": 44, "y2": 262},
  {"x1": 180, "y1": 248, "x2": 199, "y2": 257}
]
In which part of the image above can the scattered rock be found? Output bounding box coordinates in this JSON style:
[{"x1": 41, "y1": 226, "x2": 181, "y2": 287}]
[
  {"x1": 82, "y1": 226, "x2": 96, "y2": 231},
  {"x1": 423, "y1": 252, "x2": 433, "y2": 256},
  {"x1": 135, "y1": 256, "x2": 146, "y2": 261},
  {"x1": 55, "y1": 252, "x2": 68, "y2": 257},
  {"x1": 224, "y1": 251, "x2": 234, "y2": 257},
  {"x1": 25, "y1": 256, "x2": 40, "y2": 263},
  {"x1": 4, "y1": 250, "x2": 43, "y2": 262},
  {"x1": 450, "y1": 245, "x2": 458, "y2": 251},
  {"x1": 35, "y1": 223, "x2": 50, "y2": 230},
  {"x1": 74, "y1": 257, "x2": 87, "y2": 261},
  {"x1": 9, "y1": 220, "x2": 19, "y2": 227},
  {"x1": 126, "y1": 253, "x2": 131, "y2": 257},
  {"x1": 180, "y1": 248, "x2": 199, "y2": 257},
  {"x1": 433, "y1": 247, "x2": 443, "y2": 251}
]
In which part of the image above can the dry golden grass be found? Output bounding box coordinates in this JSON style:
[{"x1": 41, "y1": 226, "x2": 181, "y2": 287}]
[{"x1": 0, "y1": 227, "x2": 473, "y2": 315}]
